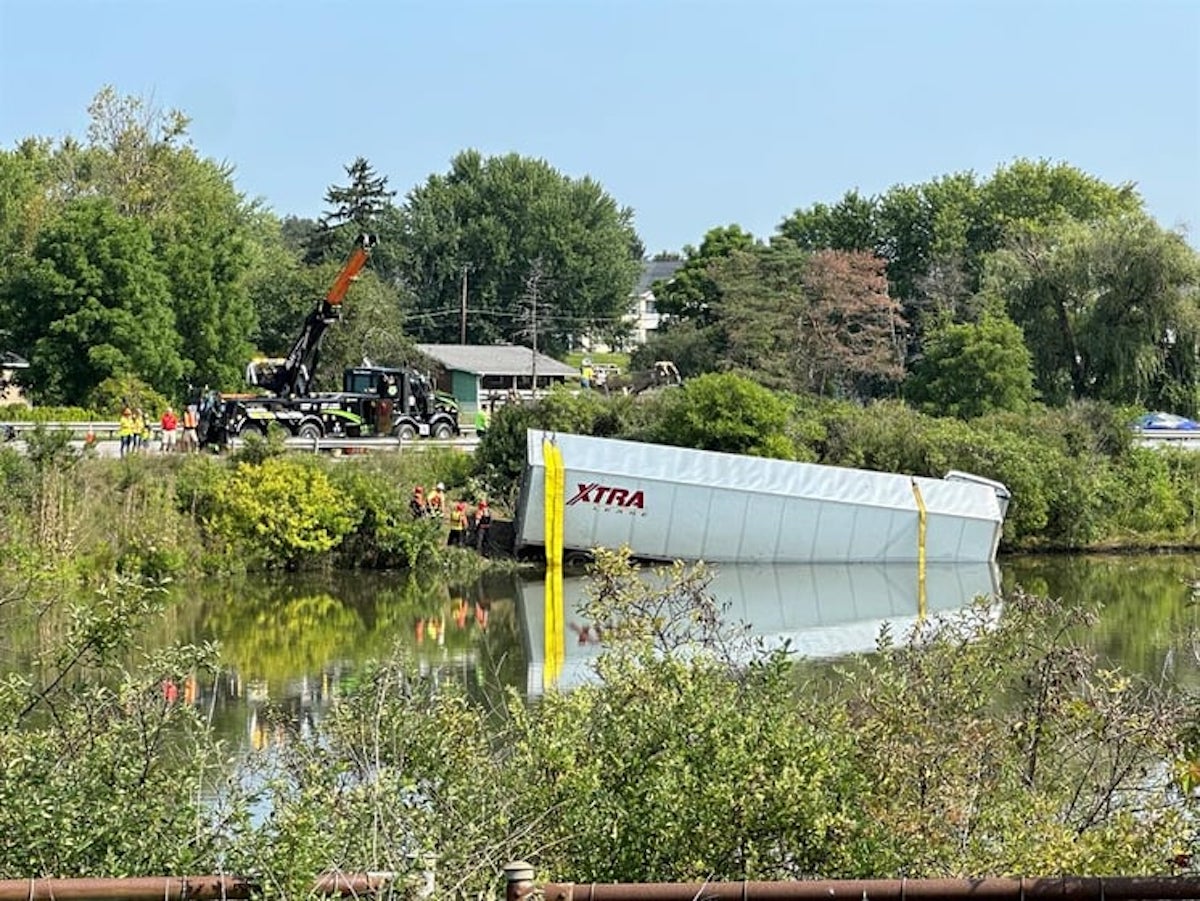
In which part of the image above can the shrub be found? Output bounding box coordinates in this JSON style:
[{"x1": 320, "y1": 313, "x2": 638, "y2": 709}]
[
  {"x1": 643, "y1": 372, "x2": 796, "y2": 458},
  {"x1": 1106, "y1": 447, "x2": 1188, "y2": 535},
  {"x1": 88, "y1": 374, "x2": 170, "y2": 417},
  {"x1": 327, "y1": 464, "x2": 445, "y2": 569},
  {"x1": 206, "y1": 457, "x2": 361, "y2": 569}
]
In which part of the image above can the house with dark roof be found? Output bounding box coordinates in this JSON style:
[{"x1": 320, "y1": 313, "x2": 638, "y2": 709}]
[{"x1": 415, "y1": 344, "x2": 580, "y2": 412}]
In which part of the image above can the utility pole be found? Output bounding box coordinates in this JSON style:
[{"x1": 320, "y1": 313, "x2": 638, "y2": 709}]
[
  {"x1": 460, "y1": 265, "x2": 468, "y2": 345},
  {"x1": 520, "y1": 257, "x2": 547, "y2": 399}
]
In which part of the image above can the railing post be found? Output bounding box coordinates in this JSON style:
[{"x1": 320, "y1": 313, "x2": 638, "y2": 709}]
[{"x1": 504, "y1": 861, "x2": 536, "y2": 901}]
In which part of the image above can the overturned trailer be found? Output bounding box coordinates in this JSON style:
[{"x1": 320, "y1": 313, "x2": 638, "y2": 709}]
[{"x1": 514, "y1": 430, "x2": 1010, "y2": 565}]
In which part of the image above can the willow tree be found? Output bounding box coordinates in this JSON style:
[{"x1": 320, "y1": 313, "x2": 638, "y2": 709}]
[{"x1": 986, "y1": 214, "x2": 1200, "y2": 411}]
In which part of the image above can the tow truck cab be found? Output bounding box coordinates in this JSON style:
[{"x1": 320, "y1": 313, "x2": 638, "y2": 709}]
[{"x1": 341, "y1": 366, "x2": 461, "y2": 439}]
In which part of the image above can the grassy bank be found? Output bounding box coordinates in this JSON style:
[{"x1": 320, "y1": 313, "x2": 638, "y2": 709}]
[{"x1": 0, "y1": 430, "x2": 509, "y2": 585}]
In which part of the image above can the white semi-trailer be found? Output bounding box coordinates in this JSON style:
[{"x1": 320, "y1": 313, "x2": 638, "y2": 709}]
[{"x1": 514, "y1": 429, "x2": 1010, "y2": 565}]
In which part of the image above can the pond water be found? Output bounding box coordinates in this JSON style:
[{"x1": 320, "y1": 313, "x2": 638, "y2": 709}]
[{"x1": 9, "y1": 553, "x2": 1200, "y2": 752}]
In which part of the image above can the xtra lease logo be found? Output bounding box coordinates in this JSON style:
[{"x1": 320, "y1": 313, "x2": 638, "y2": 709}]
[{"x1": 565, "y1": 482, "x2": 645, "y2": 511}]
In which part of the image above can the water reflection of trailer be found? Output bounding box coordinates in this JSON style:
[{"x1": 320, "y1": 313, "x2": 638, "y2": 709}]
[{"x1": 519, "y1": 561, "x2": 1001, "y2": 695}]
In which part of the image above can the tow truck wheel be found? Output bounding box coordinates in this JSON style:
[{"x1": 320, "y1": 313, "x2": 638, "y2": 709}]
[
  {"x1": 394, "y1": 422, "x2": 418, "y2": 441},
  {"x1": 433, "y1": 421, "x2": 454, "y2": 440},
  {"x1": 297, "y1": 420, "x2": 323, "y2": 441},
  {"x1": 237, "y1": 420, "x2": 267, "y2": 438}
]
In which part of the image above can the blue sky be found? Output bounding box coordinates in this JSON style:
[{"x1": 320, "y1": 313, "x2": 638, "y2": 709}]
[{"x1": 1, "y1": 0, "x2": 1197, "y2": 253}]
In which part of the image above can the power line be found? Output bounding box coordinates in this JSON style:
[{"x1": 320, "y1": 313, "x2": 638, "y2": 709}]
[{"x1": 405, "y1": 307, "x2": 638, "y2": 325}]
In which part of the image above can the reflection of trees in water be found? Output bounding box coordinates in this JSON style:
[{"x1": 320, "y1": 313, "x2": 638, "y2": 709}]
[
  {"x1": 175, "y1": 569, "x2": 525, "y2": 700},
  {"x1": 205, "y1": 591, "x2": 367, "y2": 684},
  {"x1": 1003, "y1": 553, "x2": 1200, "y2": 685},
  {"x1": 145, "y1": 571, "x2": 526, "y2": 750}
]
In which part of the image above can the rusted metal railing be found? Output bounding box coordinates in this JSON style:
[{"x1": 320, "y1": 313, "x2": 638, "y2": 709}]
[
  {"x1": 503, "y1": 863, "x2": 1200, "y2": 901},
  {"x1": 0, "y1": 872, "x2": 394, "y2": 901}
]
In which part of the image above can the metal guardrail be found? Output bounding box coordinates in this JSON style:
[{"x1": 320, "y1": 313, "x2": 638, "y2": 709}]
[
  {"x1": 240, "y1": 435, "x2": 480, "y2": 453},
  {"x1": 0, "y1": 422, "x2": 480, "y2": 453},
  {"x1": 502, "y1": 863, "x2": 1200, "y2": 901},
  {"x1": 0, "y1": 873, "x2": 395, "y2": 901},
  {"x1": 5, "y1": 421, "x2": 1198, "y2": 455},
  {"x1": 0, "y1": 420, "x2": 121, "y2": 435},
  {"x1": 1133, "y1": 428, "x2": 1200, "y2": 449}
]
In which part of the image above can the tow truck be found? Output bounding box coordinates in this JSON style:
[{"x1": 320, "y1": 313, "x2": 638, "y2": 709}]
[{"x1": 197, "y1": 235, "x2": 460, "y2": 447}]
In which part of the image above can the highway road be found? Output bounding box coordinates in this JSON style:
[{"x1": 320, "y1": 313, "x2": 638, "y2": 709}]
[{"x1": 1, "y1": 431, "x2": 480, "y2": 458}]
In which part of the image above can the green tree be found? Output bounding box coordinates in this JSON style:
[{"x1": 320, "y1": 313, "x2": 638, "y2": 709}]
[
  {"x1": 0, "y1": 140, "x2": 57, "y2": 270},
  {"x1": 978, "y1": 157, "x2": 1142, "y2": 241},
  {"x1": 906, "y1": 310, "x2": 1037, "y2": 418},
  {"x1": 1, "y1": 88, "x2": 265, "y2": 398},
  {"x1": 314, "y1": 267, "x2": 415, "y2": 391},
  {"x1": 279, "y1": 214, "x2": 318, "y2": 256},
  {"x1": 652, "y1": 224, "x2": 757, "y2": 324},
  {"x1": 986, "y1": 215, "x2": 1200, "y2": 409},
  {"x1": 775, "y1": 160, "x2": 1148, "y2": 370},
  {"x1": 629, "y1": 319, "x2": 722, "y2": 378},
  {"x1": 82, "y1": 85, "x2": 192, "y2": 219},
  {"x1": 304, "y1": 156, "x2": 396, "y2": 265},
  {"x1": 777, "y1": 189, "x2": 877, "y2": 253},
  {"x1": 244, "y1": 224, "x2": 320, "y2": 359},
  {"x1": 0, "y1": 198, "x2": 183, "y2": 404},
  {"x1": 398, "y1": 150, "x2": 641, "y2": 353},
  {"x1": 151, "y1": 153, "x2": 258, "y2": 393},
  {"x1": 708, "y1": 242, "x2": 807, "y2": 389},
  {"x1": 701, "y1": 243, "x2": 904, "y2": 398},
  {"x1": 645, "y1": 371, "x2": 795, "y2": 458}
]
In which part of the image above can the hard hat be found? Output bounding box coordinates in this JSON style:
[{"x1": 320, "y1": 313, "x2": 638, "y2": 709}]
[{"x1": 436, "y1": 482, "x2": 445, "y2": 490}]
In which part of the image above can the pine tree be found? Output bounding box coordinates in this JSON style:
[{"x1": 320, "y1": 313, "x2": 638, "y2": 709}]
[{"x1": 304, "y1": 157, "x2": 395, "y2": 265}]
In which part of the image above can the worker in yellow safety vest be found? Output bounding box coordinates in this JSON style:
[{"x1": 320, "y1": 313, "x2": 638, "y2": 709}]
[
  {"x1": 118, "y1": 407, "x2": 137, "y2": 458},
  {"x1": 427, "y1": 483, "x2": 445, "y2": 517}
]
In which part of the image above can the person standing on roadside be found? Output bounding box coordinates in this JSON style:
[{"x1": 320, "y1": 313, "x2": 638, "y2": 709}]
[
  {"x1": 159, "y1": 406, "x2": 178, "y2": 453},
  {"x1": 181, "y1": 404, "x2": 200, "y2": 452},
  {"x1": 474, "y1": 405, "x2": 490, "y2": 437},
  {"x1": 118, "y1": 407, "x2": 137, "y2": 458},
  {"x1": 135, "y1": 408, "x2": 151, "y2": 453}
]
